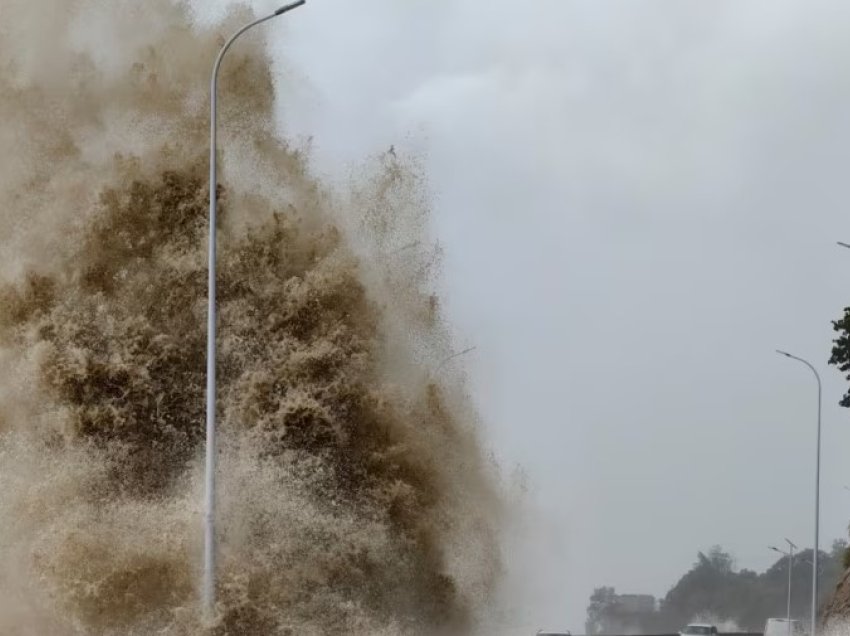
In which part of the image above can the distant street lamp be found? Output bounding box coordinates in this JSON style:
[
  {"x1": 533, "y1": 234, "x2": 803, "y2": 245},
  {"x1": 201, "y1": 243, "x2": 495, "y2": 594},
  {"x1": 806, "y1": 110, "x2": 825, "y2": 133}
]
[
  {"x1": 776, "y1": 350, "x2": 822, "y2": 636},
  {"x1": 205, "y1": 0, "x2": 306, "y2": 622},
  {"x1": 770, "y1": 539, "x2": 797, "y2": 636}
]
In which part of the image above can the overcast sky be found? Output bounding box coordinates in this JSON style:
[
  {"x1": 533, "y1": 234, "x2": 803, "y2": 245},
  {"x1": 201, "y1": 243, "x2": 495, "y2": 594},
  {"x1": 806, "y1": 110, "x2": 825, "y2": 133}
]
[{"x1": 209, "y1": 0, "x2": 850, "y2": 630}]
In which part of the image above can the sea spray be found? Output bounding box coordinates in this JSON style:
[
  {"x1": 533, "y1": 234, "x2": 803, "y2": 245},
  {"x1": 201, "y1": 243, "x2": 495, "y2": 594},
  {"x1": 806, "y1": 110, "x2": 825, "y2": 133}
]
[{"x1": 0, "y1": 1, "x2": 502, "y2": 633}]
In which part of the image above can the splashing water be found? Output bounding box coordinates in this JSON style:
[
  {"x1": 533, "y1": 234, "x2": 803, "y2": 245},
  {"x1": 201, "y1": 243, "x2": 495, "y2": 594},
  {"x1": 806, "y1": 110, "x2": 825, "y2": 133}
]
[{"x1": 0, "y1": 1, "x2": 502, "y2": 633}]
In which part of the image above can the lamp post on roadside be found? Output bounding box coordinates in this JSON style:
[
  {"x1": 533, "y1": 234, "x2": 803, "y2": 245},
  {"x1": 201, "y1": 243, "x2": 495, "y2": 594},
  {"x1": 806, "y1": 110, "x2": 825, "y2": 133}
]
[
  {"x1": 770, "y1": 539, "x2": 797, "y2": 636},
  {"x1": 776, "y1": 350, "x2": 822, "y2": 636},
  {"x1": 205, "y1": 1, "x2": 306, "y2": 622}
]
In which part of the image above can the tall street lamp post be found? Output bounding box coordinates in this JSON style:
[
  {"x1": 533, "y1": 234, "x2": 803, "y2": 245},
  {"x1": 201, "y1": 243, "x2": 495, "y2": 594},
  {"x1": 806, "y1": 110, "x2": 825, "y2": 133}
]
[
  {"x1": 776, "y1": 350, "x2": 822, "y2": 636},
  {"x1": 770, "y1": 538, "x2": 797, "y2": 636},
  {"x1": 205, "y1": 1, "x2": 306, "y2": 622}
]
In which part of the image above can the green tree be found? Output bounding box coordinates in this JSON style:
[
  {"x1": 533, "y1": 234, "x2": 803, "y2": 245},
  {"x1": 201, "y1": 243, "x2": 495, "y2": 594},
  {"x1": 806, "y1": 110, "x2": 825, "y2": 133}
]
[
  {"x1": 588, "y1": 544, "x2": 846, "y2": 634},
  {"x1": 661, "y1": 547, "x2": 741, "y2": 627},
  {"x1": 586, "y1": 587, "x2": 617, "y2": 635},
  {"x1": 829, "y1": 309, "x2": 850, "y2": 406}
]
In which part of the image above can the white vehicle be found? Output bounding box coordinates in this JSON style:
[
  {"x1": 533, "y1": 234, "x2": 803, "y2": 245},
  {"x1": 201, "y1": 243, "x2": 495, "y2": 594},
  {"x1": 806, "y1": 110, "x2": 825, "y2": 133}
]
[
  {"x1": 764, "y1": 618, "x2": 806, "y2": 636},
  {"x1": 680, "y1": 624, "x2": 719, "y2": 636}
]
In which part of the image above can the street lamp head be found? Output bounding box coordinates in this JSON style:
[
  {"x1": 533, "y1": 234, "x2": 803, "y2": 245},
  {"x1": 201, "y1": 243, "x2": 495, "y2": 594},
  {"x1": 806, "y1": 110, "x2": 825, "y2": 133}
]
[
  {"x1": 776, "y1": 350, "x2": 792, "y2": 358},
  {"x1": 275, "y1": 0, "x2": 306, "y2": 15},
  {"x1": 838, "y1": 241, "x2": 850, "y2": 249}
]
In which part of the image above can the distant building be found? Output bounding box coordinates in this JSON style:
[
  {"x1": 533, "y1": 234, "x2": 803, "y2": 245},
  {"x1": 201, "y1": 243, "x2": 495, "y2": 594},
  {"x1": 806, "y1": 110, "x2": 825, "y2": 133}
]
[
  {"x1": 590, "y1": 593, "x2": 658, "y2": 635},
  {"x1": 613, "y1": 594, "x2": 656, "y2": 615}
]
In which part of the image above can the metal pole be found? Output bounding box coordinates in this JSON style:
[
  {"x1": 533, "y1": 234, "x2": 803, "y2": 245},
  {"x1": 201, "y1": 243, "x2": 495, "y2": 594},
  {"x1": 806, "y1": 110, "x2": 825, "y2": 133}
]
[
  {"x1": 776, "y1": 351, "x2": 822, "y2": 636},
  {"x1": 770, "y1": 544, "x2": 794, "y2": 634},
  {"x1": 205, "y1": 1, "x2": 306, "y2": 623}
]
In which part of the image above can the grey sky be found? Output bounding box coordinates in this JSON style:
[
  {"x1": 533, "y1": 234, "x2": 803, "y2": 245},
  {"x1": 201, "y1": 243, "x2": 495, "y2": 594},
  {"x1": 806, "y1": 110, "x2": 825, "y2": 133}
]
[{"x1": 215, "y1": 0, "x2": 850, "y2": 630}]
